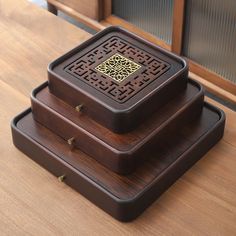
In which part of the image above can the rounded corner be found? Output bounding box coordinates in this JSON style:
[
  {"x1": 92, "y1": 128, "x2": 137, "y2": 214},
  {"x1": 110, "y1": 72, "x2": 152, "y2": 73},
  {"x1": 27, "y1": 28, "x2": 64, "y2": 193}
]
[
  {"x1": 188, "y1": 78, "x2": 205, "y2": 95},
  {"x1": 11, "y1": 108, "x2": 32, "y2": 129},
  {"x1": 205, "y1": 102, "x2": 226, "y2": 123}
]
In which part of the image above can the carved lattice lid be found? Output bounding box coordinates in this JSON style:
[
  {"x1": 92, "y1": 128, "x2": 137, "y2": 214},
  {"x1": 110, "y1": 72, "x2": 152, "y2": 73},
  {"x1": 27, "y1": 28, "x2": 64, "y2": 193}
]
[{"x1": 48, "y1": 26, "x2": 188, "y2": 133}]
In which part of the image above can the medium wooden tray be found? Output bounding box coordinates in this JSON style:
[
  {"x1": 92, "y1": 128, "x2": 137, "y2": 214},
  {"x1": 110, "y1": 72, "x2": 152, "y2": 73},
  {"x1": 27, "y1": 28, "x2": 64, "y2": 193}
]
[
  {"x1": 11, "y1": 102, "x2": 225, "y2": 222},
  {"x1": 48, "y1": 26, "x2": 188, "y2": 133},
  {"x1": 31, "y1": 79, "x2": 204, "y2": 174}
]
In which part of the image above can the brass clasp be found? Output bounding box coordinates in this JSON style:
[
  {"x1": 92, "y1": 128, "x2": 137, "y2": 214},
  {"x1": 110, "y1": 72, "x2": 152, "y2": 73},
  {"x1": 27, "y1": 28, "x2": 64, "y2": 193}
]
[
  {"x1": 75, "y1": 104, "x2": 83, "y2": 112},
  {"x1": 67, "y1": 137, "x2": 75, "y2": 150},
  {"x1": 58, "y1": 174, "x2": 66, "y2": 182}
]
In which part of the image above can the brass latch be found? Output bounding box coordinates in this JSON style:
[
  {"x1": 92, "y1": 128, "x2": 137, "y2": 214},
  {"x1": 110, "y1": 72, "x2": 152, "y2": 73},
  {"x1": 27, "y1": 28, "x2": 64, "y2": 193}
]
[
  {"x1": 58, "y1": 174, "x2": 66, "y2": 182},
  {"x1": 67, "y1": 137, "x2": 75, "y2": 150},
  {"x1": 75, "y1": 104, "x2": 83, "y2": 112}
]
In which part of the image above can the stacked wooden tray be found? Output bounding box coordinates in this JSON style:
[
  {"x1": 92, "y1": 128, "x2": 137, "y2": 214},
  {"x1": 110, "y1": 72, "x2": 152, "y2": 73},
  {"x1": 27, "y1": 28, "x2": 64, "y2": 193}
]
[{"x1": 11, "y1": 27, "x2": 225, "y2": 222}]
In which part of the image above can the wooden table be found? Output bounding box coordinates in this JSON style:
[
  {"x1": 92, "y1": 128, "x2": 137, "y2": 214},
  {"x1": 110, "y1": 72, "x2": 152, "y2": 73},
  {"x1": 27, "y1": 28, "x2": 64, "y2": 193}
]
[{"x1": 0, "y1": 1, "x2": 236, "y2": 235}]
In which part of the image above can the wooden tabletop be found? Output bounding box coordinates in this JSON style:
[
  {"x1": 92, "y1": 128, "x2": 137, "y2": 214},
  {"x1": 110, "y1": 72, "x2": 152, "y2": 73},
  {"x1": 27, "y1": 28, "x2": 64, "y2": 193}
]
[{"x1": 1, "y1": 1, "x2": 236, "y2": 235}]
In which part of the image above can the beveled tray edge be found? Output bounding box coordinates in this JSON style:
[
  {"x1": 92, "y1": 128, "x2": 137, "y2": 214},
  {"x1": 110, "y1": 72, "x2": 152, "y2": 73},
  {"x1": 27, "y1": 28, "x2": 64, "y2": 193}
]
[
  {"x1": 11, "y1": 103, "x2": 225, "y2": 221},
  {"x1": 47, "y1": 26, "x2": 188, "y2": 118},
  {"x1": 31, "y1": 78, "x2": 204, "y2": 154},
  {"x1": 31, "y1": 79, "x2": 205, "y2": 175}
]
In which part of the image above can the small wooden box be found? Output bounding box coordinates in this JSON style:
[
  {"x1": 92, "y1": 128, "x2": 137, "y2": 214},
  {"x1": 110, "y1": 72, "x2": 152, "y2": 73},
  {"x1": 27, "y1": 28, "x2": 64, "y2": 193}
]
[
  {"x1": 31, "y1": 79, "x2": 203, "y2": 174},
  {"x1": 12, "y1": 102, "x2": 225, "y2": 221},
  {"x1": 48, "y1": 26, "x2": 188, "y2": 133}
]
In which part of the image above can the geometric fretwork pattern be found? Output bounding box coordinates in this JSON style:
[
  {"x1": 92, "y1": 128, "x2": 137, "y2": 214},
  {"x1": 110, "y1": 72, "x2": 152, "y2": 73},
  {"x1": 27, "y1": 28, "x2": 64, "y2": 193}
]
[
  {"x1": 95, "y1": 53, "x2": 141, "y2": 83},
  {"x1": 64, "y1": 36, "x2": 170, "y2": 103}
]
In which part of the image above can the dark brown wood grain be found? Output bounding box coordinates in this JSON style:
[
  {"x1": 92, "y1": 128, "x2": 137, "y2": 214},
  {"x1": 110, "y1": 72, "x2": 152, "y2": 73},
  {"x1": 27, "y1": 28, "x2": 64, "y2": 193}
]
[
  {"x1": 12, "y1": 102, "x2": 225, "y2": 221},
  {"x1": 31, "y1": 79, "x2": 204, "y2": 174},
  {"x1": 48, "y1": 26, "x2": 188, "y2": 133}
]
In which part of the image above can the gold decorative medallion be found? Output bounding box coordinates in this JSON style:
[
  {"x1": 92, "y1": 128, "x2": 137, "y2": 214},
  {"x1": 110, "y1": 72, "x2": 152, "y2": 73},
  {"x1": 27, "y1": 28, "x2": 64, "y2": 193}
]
[{"x1": 95, "y1": 53, "x2": 141, "y2": 83}]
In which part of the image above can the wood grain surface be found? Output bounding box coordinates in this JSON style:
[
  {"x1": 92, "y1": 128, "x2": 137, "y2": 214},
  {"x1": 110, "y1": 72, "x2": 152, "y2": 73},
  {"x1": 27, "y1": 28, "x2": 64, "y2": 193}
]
[
  {"x1": 15, "y1": 104, "x2": 223, "y2": 200},
  {"x1": 31, "y1": 80, "x2": 203, "y2": 174},
  {"x1": 0, "y1": 0, "x2": 236, "y2": 235}
]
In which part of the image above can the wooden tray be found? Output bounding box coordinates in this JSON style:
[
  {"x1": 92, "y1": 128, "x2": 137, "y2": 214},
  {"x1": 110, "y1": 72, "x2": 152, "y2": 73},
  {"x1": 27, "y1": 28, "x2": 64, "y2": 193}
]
[
  {"x1": 48, "y1": 26, "x2": 188, "y2": 133},
  {"x1": 11, "y1": 102, "x2": 225, "y2": 222},
  {"x1": 31, "y1": 79, "x2": 204, "y2": 174}
]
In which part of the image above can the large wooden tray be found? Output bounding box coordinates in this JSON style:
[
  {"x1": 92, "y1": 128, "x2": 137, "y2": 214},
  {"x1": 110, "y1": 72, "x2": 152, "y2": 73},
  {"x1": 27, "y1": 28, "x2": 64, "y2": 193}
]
[
  {"x1": 11, "y1": 102, "x2": 225, "y2": 222},
  {"x1": 31, "y1": 79, "x2": 204, "y2": 174},
  {"x1": 48, "y1": 26, "x2": 188, "y2": 133}
]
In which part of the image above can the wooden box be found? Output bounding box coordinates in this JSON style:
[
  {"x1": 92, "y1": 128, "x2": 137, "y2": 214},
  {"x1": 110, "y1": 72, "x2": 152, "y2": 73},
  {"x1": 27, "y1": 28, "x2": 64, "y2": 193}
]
[
  {"x1": 11, "y1": 102, "x2": 225, "y2": 221},
  {"x1": 48, "y1": 26, "x2": 188, "y2": 133},
  {"x1": 31, "y1": 79, "x2": 204, "y2": 174},
  {"x1": 11, "y1": 26, "x2": 226, "y2": 222}
]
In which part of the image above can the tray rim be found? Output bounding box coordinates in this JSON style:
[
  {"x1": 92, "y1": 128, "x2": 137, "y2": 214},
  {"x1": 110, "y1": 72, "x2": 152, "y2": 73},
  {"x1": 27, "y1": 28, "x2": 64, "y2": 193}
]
[
  {"x1": 11, "y1": 102, "x2": 225, "y2": 204},
  {"x1": 31, "y1": 79, "x2": 204, "y2": 155},
  {"x1": 47, "y1": 26, "x2": 188, "y2": 113},
  {"x1": 11, "y1": 102, "x2": 225, "y2": 221}
]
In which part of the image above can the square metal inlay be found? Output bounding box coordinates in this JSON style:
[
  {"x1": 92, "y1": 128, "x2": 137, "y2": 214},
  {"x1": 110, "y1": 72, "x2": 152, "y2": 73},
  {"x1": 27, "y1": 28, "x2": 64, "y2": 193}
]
[{"x1": 95, "y1": 53, "x2": 141, "y2": 83}]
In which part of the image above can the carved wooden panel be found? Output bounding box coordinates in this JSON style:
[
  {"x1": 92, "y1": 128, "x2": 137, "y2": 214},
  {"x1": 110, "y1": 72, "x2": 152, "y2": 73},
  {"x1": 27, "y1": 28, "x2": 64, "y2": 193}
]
[{"x1": 64, "y1": 36, "x2": 170, "y2": 103}]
